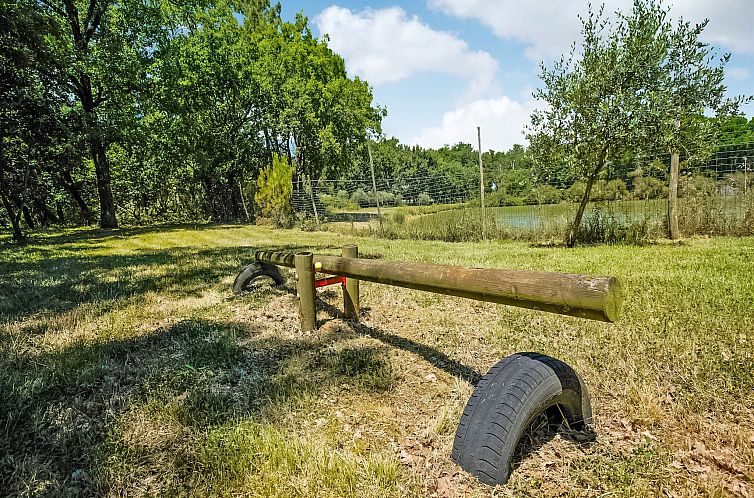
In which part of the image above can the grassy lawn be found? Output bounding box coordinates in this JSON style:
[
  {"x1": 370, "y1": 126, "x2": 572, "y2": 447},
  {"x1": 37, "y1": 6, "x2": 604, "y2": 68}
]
[
  {"x1": 1, "y1": 225, "x2": 752, "y2": 496},
  {"x1": 327, "y1": 196, "x2": 754, "y2": 243}
]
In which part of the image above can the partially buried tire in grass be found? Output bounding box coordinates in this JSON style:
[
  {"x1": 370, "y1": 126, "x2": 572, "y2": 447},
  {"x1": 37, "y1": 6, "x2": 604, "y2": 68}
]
[
  {"x1": 452, "y1": 352, "x2": 592, "y2": 486},
  {"x1": 232, "y1": 262, "x2": 285, "y2": 294}
]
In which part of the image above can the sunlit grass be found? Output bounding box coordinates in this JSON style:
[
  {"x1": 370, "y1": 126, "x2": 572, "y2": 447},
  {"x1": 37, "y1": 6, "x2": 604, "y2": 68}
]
[{"x1": 1, "y1": 225, "x2": 752, "y2": 496}]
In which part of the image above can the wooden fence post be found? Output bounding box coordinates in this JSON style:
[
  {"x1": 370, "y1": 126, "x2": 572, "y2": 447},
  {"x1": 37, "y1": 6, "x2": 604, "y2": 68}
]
[
  {"x1": 367, "y1": 141, "x2": 383, "y2": 233},
  {"x1": 295, "y1": 252, "x2": 316, "y2": 331},
  {"x1": 478, "y1": 126, "x2": 486, "y2": 241},
  {"x1": 668, "y1": 151, "x2": 680, "y2": 239},
  {"x1": 342, "y1": 244, "x2": 360, "y2": 319}
]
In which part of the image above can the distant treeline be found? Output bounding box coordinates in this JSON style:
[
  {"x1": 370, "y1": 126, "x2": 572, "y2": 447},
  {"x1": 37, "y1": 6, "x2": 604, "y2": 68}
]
[
  {"x1": 2, "y1": 0, "x2": 753, "y2": 241},
  {"x1": 325, "y1": 115, "x2": 754, "y2": 209},
  {"x1": 1, "y1": 0, "x2": 381, "y2": 240}
]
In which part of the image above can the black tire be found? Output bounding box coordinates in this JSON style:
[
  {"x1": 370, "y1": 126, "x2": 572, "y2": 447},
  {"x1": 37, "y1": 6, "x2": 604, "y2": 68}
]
[
  {"x1": 451, "y1": 352, "x2": 592, "y2": 486},
  {"x1": 232, "y1": 262, "x2": 285, "y2": 295}
]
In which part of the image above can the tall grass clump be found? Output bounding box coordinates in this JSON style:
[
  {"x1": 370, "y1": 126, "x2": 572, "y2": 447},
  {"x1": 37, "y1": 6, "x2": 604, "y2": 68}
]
[
  {"x1": 572, "y1": 206, "x2": 662, "y2": 244},
  {"x1": 369, "y1": 204, "x2": 661, "y2": 244},
  {"x1": 194, "y1": 421, "x2": 401, "y2": 497},
  {"x1": 677, "y1": 176, "x2": 754, "y2": 236}
]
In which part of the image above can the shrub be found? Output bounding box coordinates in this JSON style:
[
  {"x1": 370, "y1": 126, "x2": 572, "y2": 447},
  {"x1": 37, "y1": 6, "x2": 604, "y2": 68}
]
[
  {"x1": 337, "y1": 189, "x2": 350, "y2": 203},
  {"x1": 525, "y1": 185, "x2": 561, "y2": 205},
  {"x1": 565, "y1": 181, "x2": 586, "y2": 202},
  {"x1": 575, "y1": 206, "x2": 652, "y2": 244},
  {"x1": 320, "y1": 191, "x2": 357, "y2": 210},
  {"x1": 632, "y1": 176, "x2": 667, "y2": 200},
  {"x1": 376, "y1": 191, "x2": 395, "y2": 206},
  {"x1": 350, "y1": 188, "x2": 370, "y2": 207},
  {"x1": 255, "y1": 154, "x2": 293, "y2": 227},
  {"x1": 677, "y1": 175, "x2": 725, "y2": 235},
  {"x1": 604, "y1": 179, "x2": 629, "y2": 200},
  {"x1": 392, "y1": 210, "x2": 406, "y2": 225},
  {"x1": 417, "y1": 192, "x2": 433, "y2": 206},
  {"x1": 679, "y1": 174, "x2": 717, "y2": 197},
  {"x1": 485, "y1": 191, "x2": 506, "y2": 207}
]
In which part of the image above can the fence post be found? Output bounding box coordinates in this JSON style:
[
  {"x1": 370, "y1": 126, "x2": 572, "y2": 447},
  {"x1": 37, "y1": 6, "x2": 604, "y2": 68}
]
[
  {"x1": 295, "y1": 252, "x2": 316, "y2": 331},
  {"x1": 478, "y1": 126, "x2": 486, "y2": 241},
  {"x1": 306, "y1": 175, "x2": 320, "y2": 226},
  {"x1": 367, "y1": 140, "x2": 383, "y2": 233},
  {"x1": 668, "y1": 151, "x2": 680, "y2": 239},
  {"x1": 342, "y1": 244, "x2": 360, "y2": 319}
]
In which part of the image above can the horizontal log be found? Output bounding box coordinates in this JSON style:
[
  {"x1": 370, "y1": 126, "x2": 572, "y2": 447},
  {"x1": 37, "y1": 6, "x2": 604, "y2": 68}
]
[{"x1": 254, "y1": 250, "x2": 622, "y2": 322}]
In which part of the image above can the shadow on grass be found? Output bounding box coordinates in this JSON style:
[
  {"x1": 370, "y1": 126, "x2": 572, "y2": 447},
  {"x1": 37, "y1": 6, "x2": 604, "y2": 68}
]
[
  {"x1": 314, "y1": 299, "x2": 596, "y2": 474},
  {"x1": 13, "y1": 223, "x2": 251, "y2": 246},
  {"x1": 0, "y1": 228, "x2": 346, "y2": 323},
  {"x1": 316, "y1": 299, "x2": 483, "y2": 386},
  {"x1": 0, "y1": 316, "x2": 396, "y2": 495}
]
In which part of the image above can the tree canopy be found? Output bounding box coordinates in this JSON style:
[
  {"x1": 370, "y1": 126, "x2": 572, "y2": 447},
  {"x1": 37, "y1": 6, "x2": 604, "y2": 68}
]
[
  {"x1": 1, "y1": 0, "x2": 752, "y2": 241},
  {"x1": 527, "y1": 0, "x2": 749, "y2": 245},
  {"x1": 1, "y1": 0, "x2": 382, "y2": 238}
]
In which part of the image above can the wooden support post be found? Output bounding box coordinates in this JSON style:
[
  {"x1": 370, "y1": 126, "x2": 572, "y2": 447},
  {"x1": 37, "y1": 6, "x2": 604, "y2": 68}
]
[
  {"x1": 668, "y1": 151, "x2": 680, "y2": 239},
  {"x1": 342, "y1": 244, "x2": 360, "y2": 319},
  {"x1": 367, "y1": 141, "x2": 383, "y2": 233},
  {"x1": 744, "y1": 157, "x2": 748, "y2": 196},
  {"x1": 295, "y1": 252, "x2": 316, "y2": 331},
  {"x1": 478, "y1": 126, "x2": 486, "y2": 241}
]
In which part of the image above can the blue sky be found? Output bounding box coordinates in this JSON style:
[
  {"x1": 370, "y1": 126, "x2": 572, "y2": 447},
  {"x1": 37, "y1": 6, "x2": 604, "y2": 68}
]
[{"x1": 280, "y1": 1, "x2": 754, "y2": 151}]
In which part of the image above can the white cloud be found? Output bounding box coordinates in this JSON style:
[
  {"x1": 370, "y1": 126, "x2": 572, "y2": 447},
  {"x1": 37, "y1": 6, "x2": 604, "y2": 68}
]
[
  {"x1": 727, "y1": 67, "x2": 750, "y2": 81},
  {"x1": 410, "y1": 96, "x2": 537, "y2": 150},
  {"x1": 428, "y1": 0, "x2": 754, "y2": 61},
  {"x1": 314, "y1": 6, "x2": 498, "y2": 98}
]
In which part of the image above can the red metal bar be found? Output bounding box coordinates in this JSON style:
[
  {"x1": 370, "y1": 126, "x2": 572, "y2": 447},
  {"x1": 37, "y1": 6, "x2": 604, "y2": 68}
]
[{"x1": 315, "y1": 275, "x2": 346, "y2": 288}]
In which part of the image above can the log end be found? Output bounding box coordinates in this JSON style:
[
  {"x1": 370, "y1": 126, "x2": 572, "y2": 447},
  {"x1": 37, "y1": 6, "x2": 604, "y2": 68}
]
[{"x1": 603, "y1": 276, "x2": 623, "y2": 323}]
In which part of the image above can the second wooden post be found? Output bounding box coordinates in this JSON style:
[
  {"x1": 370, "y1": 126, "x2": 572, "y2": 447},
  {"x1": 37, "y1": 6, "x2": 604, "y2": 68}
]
[
  {"x1": 295, "y1": 252, "x2": 316, "y2": 331},
  {"x1": 342, "y1": 244, "x2": 360, "y2": 319}
]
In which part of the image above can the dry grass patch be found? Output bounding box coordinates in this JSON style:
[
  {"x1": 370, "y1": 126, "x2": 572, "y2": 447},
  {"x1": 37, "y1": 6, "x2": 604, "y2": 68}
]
[{"x1": 1, "y1": 225, "x2": 752, "y2": 496}]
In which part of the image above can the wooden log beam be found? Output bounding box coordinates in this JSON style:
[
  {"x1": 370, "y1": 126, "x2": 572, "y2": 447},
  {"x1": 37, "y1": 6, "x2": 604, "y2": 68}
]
[{"x1": 255, "y1": 250, "x2": 622, "y2": 322}]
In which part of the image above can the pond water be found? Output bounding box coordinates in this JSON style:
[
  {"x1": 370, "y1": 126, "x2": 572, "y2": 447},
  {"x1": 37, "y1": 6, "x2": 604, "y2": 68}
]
[{"x1": 490, "y1": 199, "x2": 668, "y2": 229}]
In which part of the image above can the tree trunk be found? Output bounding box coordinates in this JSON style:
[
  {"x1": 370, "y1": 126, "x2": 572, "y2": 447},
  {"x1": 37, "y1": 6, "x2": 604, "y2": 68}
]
[
  {"x1": 307, "y1": 175, "x2": 319, "y2": 225},
  {"x1": 286, "y1": 133, "x2": 293, "y2": 166},
  {"x1": 60, "y1": 0, "x2": 116, "y2": 228},
  {"x1": 0, "y1": 162, "x2": 23, "y2": 240},
  {"x1": 1, "y1": 192, "x2": 23, "y2": 241},
  {"x1": 239, "y1": 180, "x2": 250, "y2": 222},
  {"x1": 263, "y1": 129, "x2": 273, "y2": 165},
  {"x1": 566, "y1": 171, "x2": 600, "y2": 247},
  {"x1": 34, "y1": 198, "x2": 59, "y2": 226},
  {"x1": 668, "y1": 151, "x2": 680, "y2": 239},
  {"x1": 20, "y1": 204, "x2": 35, "y2": 229},
  {"x1": 60, "y1": 169, "x2": 92, "y2": 224},
  {"x1": 78, "y1": 73, "x2": 117, "y2": 228},
  {"x1": 90, "y1": 131, "x2": 118, "y2": 228},
  {"x1": 56, "y1": 201, "x2": 65, "y2": 224}
]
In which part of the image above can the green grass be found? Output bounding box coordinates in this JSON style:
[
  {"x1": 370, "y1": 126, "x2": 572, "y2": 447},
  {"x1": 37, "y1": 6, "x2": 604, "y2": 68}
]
[
  {"x1": 330, "y1": 194, "x2": 754, "y2": 243},
  {"x1": 1, "y1": 225, "x2": 753, "y2": 496}
]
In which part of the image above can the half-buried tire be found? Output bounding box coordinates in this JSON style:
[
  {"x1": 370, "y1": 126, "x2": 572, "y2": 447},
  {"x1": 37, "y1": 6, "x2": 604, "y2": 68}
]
[
  {"x1": 451, "y1": 352, "x2": 592, "y2": 486},
  {"x1": 232, "y1": 262, "x2": 285, "y2": 295}
]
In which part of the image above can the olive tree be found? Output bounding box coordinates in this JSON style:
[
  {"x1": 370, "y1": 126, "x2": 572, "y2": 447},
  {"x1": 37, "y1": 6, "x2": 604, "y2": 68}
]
[{"x1": 528, "y1": 0, "x2": 746, "y2": 246}]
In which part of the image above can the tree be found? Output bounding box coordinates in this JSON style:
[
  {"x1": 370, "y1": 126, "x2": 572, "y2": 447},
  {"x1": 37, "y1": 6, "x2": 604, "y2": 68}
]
[
  {"x1": 145, "y1": 4, "x2": 382, "y2": 222},
  {"x1": 256, "y1": 153, "x2": 293, "y2": 226},
  {"x1": 528, "y1": 0, "x2": 746, "y2": 246},
  {"x1": 0, "y1": 0, "x2": 69, "y2": 240},
  {"x1": 38, "y1": 0, "x2": 165, "y2": 228}
]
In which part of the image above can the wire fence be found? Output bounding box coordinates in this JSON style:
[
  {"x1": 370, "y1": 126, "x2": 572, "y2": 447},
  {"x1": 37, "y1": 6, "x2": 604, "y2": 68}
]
[{"x1": 293, "y1": 140, "x2": 754, "y2": 242}]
